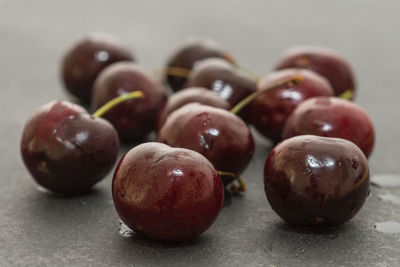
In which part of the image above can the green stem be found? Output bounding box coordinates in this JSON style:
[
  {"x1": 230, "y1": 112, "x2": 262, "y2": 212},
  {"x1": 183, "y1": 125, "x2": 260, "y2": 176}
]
[
  {"x1": 218, "y1": 171, "x2": 246, "y2": 192},
  {"x1": 338, "y1": 89, "x2": 353, "y2": 100},
  {"x1": 230, "y1": 75, "x2": 303, "y2": 115},
  {"x1": 92, "y1": 91, "x2": 144, "y2": 117},
  {"x1": 218, "y1": 171, "x2": 239, "y2": 178},
  {"x1": 236, "y1": 177, "x2": 246, "y2": 191},
  {"x1": 235, "y1": 65, "x2": 261, "y2": 82}
]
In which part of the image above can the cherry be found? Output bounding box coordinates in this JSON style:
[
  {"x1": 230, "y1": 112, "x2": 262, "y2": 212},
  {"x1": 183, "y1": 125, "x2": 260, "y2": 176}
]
[
  {"x1": 92, "y1": 62, "x2": 168, "y2": 142},
  {"x1": 185, "y1": 58, "x2": 256, "y2": 109},
  {"x1": 264, "y1": 135, "x2": 370, "y2": 228},
  {"x1": 157, "y1": 87, "x2": 230, "y2": 131},
  {"x1": 20, "y1": 91, "x2": 143, "y2": 195},
  {"x1": 165, "y1": 37, "x2": 235, "y2": 91},
  {"x1": 61, "y1": 33, "x2": 134, "y2": 104},
  {"x1": 249, "y1": 68, "x2": 334, "y2": 143},
  {"x1": 20, "y1": 101, "x2": 119, "y2": 195},
  {"x1": 282, "y1": 96, "x2": 375, "y2": 158},
  {"x1": 112, "y1": 142, "x2": 224, "y2": 242},
  {"x1": 158, "y1": 103, "x2": 254, "y2": 185},
  {"x1": 275, "y1": 46, "x2": 356, "y2": 98}
]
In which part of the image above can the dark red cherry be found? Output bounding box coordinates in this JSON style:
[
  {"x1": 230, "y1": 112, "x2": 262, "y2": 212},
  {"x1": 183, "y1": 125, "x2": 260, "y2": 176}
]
[
  {"x1": 112, "y1": 142, "x2": 224, "y2": 242},
  {"x1": 165, "y1": 37, "x2": 235, "y2": 91},
  {"x1": 185, "y1": 58, "x2": 256, "y2": 109},
  {"x1": 92, "y1": 62, "x2": 167, "y2": 142},
  {"x1": 20, "y1": 101, "x2": 119, "y2": 195},
  {"x1": 157, "y1": 87, "x2": 230, "y2": 131},
  {"x1": 158, "y1": 103, "x2": 254, "y2": 185},
  {"x1": 275, "y1": 46, "x2": 356, "y2": 98},
  {"x1": 61, "y1": 33, "x2": 134, "y2": 104},
  {"x1": 249, "y1": 68, "x2": 334, "y2": 143},
  {"x1": 282, "y1": 96, "x2": 375, "y2": 158},
  {"x1": 264, "y1": 135, "x2": 370, "y2": 228}
]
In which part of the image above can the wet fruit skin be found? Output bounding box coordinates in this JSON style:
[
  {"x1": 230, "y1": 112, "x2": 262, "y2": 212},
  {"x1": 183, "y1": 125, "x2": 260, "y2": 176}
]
[
  {"x1": 92, "y1": 62, "x2": 167, "y2": 142},
  {"x1": 275, "y1": 46, "x2": 356, "y2": 98},
  {"x1": 249, "y1": 68, "x2": 334, "y2": 143},
  {"x1": 165, "y1": 37, "x2": 235, "y2": 91},
  {"x1": 185, "y1": 58, "x2": 256, "y2": 108},
  {"x1": 61, "y1": 33, "x2": 134, "y2": 104},
  {"x1": 158, "y1": 103, "x2": 254, "y2": 185},
  {"x1": 282, "y1": 96, "x2": 375, "y2": 158},
  {"x1": 112, "y1": 142, "x2": 224, "y2": 242},
  {"x1": 264, "y1": 135, "x2": 370, "y2": 228},
  {"x1": 20, "y1": 101, "x2": 119, "y2": 195},
  {"x1": 157, "y1": 87, "x2": 230, "y2": 131}
]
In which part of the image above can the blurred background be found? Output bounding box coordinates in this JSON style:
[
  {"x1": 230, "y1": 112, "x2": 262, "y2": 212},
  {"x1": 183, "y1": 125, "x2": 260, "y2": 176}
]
[
  {"x1": 1, "y1": 0, "x2": 400, "y2": 266},
  {"x1": 1, "y1": 0, "x2": 399, "y2": 172}
]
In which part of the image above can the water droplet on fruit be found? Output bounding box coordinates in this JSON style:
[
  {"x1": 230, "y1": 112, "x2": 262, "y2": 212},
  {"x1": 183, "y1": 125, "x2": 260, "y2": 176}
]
[
  {"x1": 117, "y1": 88, "x2": 129, "y2": 96},
  {"x1": 281, "y1": 90, "x2": 302, "y2": 101},
  {"x1": 306, "y1": 155, "x2": 321, "y2": 168},
  {"x1": 202, "y1": 118, "x2": 211, "y2": 126},
  {"x1": 199, "y1": 133, "x2": 211, "y2": 150},
  {"x1": 377, "y1": 193, "x2": 400, "y2": 205},
  {"x1": 95, "y1": 50, "x2": 109, "y2": 62},
  {"x1": 371, "y1": 174, "x2": 400, "y2": 188},
  {"x1": 207, "y1": 128, "x2": 219, "y2": 137},
  {"x1": 171, "y1": 169, "x2": 183, "y2": 177},
  {"x1": 75, "y1": 131, "x2": 89, "y2": 145},
  {"x1": 212, "y1": 80, "x2": 233, "y2": 100},
  {"x1": 118, "y1": 221, "x2": 134, "y2": 238},
  {"x1": 374, "y1": 221, "x2": 400, "y2": 234},
  {"x1": 321, "y1": 123, "x2": 332, "y2": 132}
]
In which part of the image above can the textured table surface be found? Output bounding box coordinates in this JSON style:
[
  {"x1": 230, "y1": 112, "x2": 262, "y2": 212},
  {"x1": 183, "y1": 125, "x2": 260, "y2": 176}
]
[{"x1": 1, "y1": 0, "x2": 400, "y2": 266}]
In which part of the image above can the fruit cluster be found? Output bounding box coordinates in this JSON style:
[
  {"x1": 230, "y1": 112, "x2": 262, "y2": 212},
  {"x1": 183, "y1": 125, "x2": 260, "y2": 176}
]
[{"x1": 20, "y1": 33, "x2": 374, "y2": 242}]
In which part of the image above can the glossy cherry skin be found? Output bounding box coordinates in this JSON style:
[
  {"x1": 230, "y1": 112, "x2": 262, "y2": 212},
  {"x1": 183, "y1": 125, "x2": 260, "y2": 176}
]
[
  {"x1": 157, "y1": 87, "x2": 230, "y2": 131},
  {"x1": 275, "y1": 46, "x2": 356, "y2": 98},
  {"x1": 112, "y1": 142, "x2": 224, "y2": 242},
  {"x1": 165, "y1": 37, "x2": 235, "y2": 91},
  {"x1": 158, "y1": 103, "x2": 254, "y2": 185},
  {"x1": 20, "y1": 101, "x2": 119, "y2": 195},
  {"x1": 249, "y1": 68, "x2": 334, "y2": 143},
  {"x1": 92, "y1": 62, "x2": 167, "y2": 142},
  {"x1": 185, "y1": 58, "x2": 256, "y2": 108},
  {"x1": 282, "y1": 97, "x2": 375, "y2": 158},
  {"x1": 61, "y1": 33, "x2": 134, "y2": 104},
  {"x1": 264, "y1": 135, "x2": 370, "y2": 228}
]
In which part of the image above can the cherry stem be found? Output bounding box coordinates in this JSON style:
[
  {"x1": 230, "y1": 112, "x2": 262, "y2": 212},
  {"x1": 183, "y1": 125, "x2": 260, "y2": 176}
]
[
  {"x1": 230, "y1": 75, "x2": 303, "y2": 115},
  {"x1": 338, "y1": 89, "x2": 353, "y2": 100},
  {"x1": 92, "y1": 91, "x2": 144, "y2": 117},
  {"x1": 218, "y1": 171, "x2": 246, "y2": 193},
  {"x1": 235, "y1": 65, "x2": 261, "y2": 82},
  {"x1": 152, "y1": 67, "x2": 191, "y2": 78}
]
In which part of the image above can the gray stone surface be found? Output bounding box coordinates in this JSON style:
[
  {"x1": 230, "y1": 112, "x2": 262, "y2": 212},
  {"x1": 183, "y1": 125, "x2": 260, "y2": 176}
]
[{"x1": 1, "y1": 0, "x2": 400, "y2": 266}]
